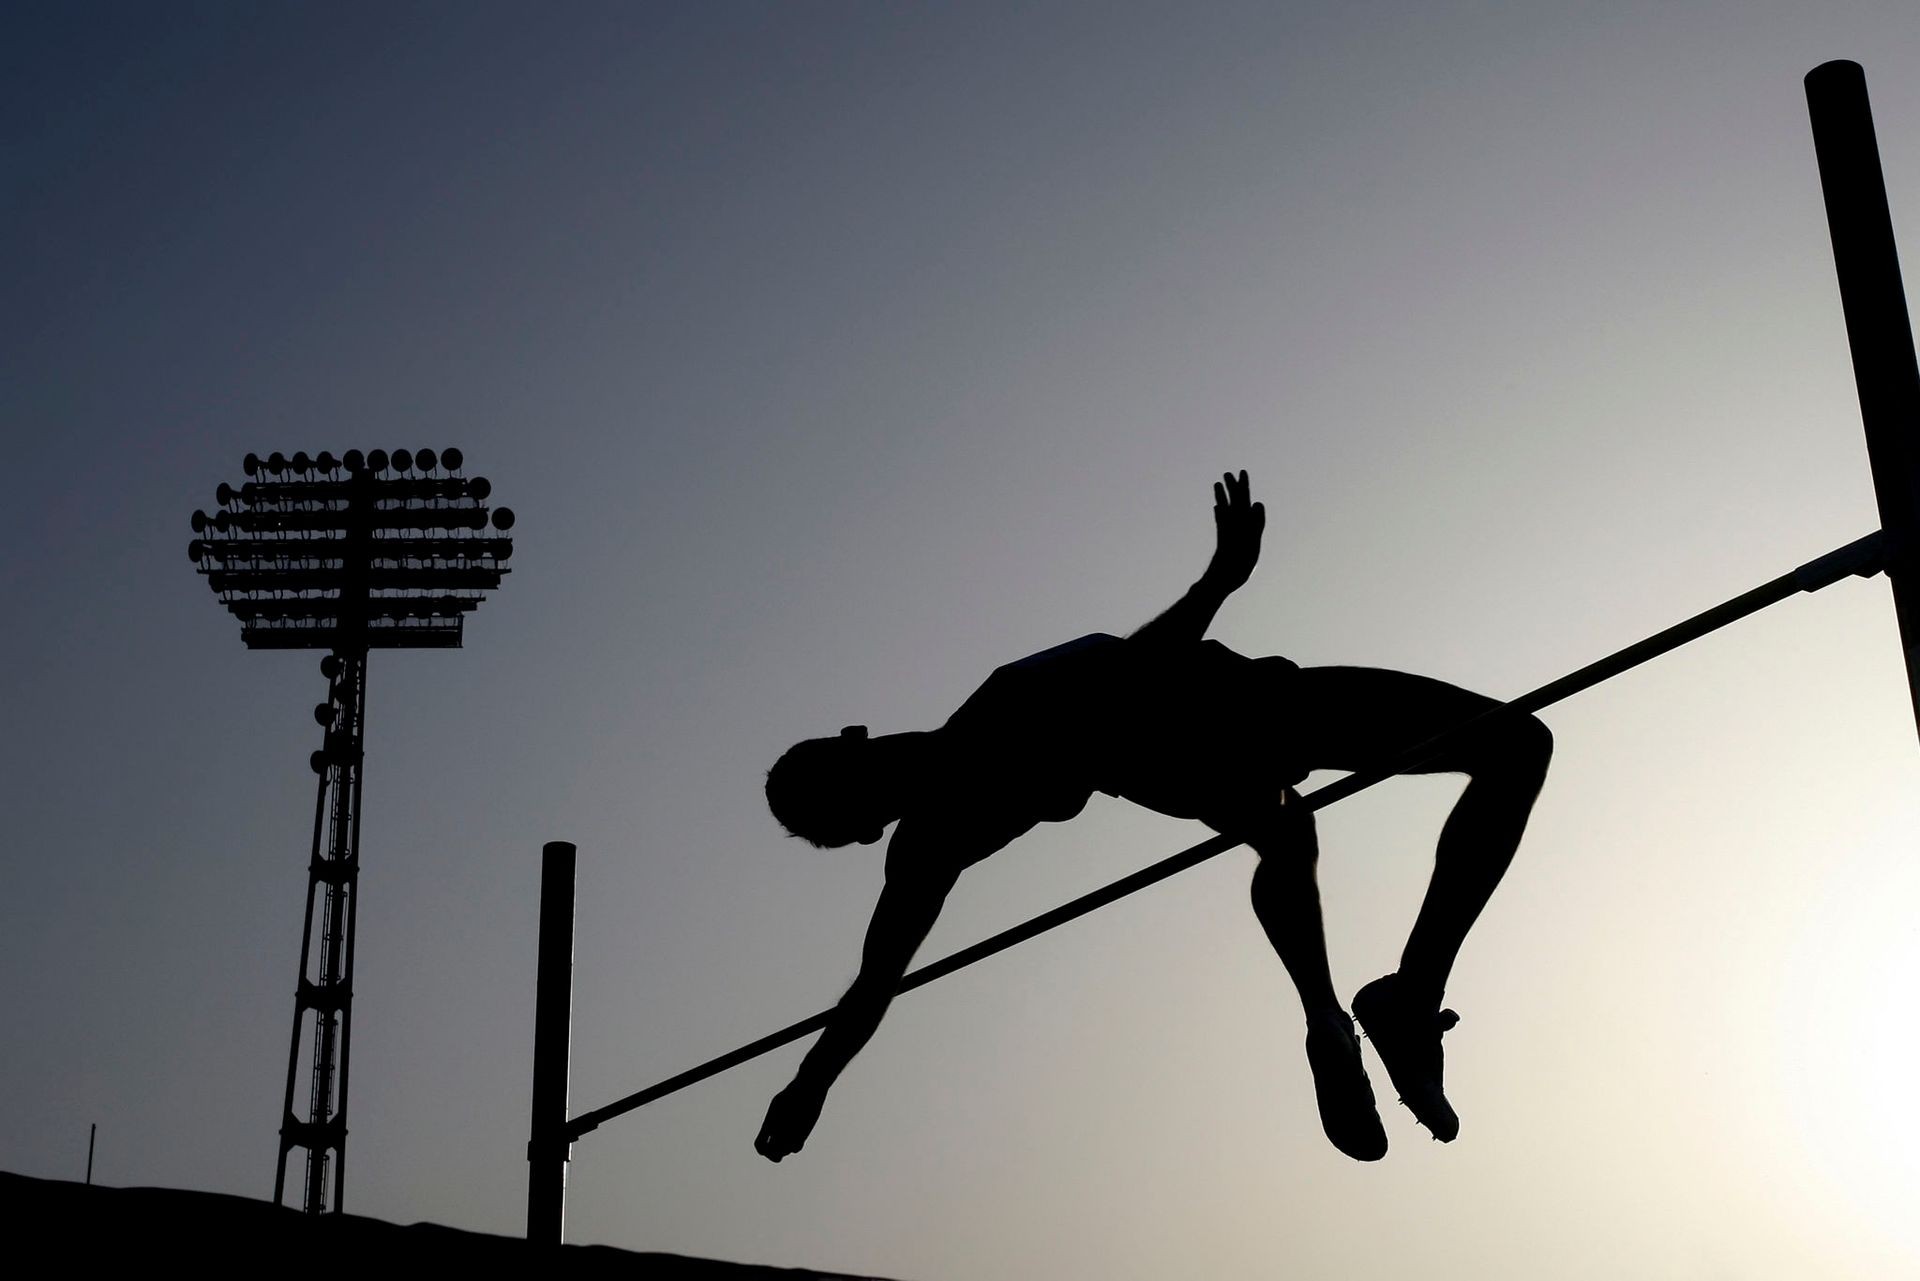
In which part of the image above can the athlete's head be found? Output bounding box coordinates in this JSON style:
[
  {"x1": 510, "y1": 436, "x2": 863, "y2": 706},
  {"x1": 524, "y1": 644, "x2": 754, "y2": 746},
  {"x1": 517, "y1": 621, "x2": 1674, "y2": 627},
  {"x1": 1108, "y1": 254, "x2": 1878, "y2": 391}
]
[{"x1": 765, "y1": 725, "x2": 889, "y2": 848}]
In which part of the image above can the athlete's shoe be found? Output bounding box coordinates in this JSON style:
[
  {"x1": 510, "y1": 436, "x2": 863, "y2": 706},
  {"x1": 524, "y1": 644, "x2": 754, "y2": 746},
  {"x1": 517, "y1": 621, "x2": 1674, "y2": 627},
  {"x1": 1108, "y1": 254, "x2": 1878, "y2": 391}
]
[
  {"x1": 1303, "y1": 1009, "x2": 1388, "y2": 1161},
  {"x1": 1352, "y1": 973, "x2": 1462, "y2": 1142}
]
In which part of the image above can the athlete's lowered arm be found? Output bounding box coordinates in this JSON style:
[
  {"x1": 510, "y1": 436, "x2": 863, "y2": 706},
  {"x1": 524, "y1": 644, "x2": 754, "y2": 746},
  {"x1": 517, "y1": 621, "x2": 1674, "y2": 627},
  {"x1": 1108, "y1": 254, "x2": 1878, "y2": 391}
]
[
  {"x1": 1131, "y1": 469, "x2": 1266, "y2": 647},
  {"x1": 754, "y1": 830, "x2": 967, "y2": 1162}
]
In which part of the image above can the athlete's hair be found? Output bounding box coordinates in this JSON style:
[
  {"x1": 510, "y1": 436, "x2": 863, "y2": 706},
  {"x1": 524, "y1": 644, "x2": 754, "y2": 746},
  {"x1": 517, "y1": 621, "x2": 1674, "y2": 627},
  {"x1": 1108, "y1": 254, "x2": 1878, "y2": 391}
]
[{"x1": 765, "y1": 726, "x2": 869, "y2": 848}]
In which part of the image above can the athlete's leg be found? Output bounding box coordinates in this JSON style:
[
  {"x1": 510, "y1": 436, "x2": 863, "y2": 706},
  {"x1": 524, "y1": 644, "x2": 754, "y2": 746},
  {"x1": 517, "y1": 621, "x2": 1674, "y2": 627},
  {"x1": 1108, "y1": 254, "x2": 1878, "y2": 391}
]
[
  {"x1": 1242, "y1": 796, "x2": 1340, "y2": 1017},
  {"x1": 1400, "y1": 728, "x2": 1552, "y2": 1004},
  {"x1": 1271, "y1": 665, "x2": 1549, "y2": 1141},
  {"x1": 1284, "y1": 666, "x2": 1553, "y2": 1005},
  {"x1": 1222, "y1": 794, "x2": 1386, "y2": 1161}
]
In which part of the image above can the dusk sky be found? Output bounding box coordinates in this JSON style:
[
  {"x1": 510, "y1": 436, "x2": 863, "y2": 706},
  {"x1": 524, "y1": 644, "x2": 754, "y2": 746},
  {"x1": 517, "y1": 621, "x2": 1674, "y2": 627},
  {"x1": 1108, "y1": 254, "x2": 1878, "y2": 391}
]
[{"x1": 7, "y1": 3, "x2": 1920, "y2": 1277}]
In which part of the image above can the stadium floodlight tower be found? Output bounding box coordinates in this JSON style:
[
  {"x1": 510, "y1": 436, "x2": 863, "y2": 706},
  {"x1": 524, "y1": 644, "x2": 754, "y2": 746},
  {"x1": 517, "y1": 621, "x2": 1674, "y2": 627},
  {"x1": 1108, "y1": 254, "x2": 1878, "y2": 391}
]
[{"x1": 187, "y1": 447, "x2": 514, "y2": 1215}]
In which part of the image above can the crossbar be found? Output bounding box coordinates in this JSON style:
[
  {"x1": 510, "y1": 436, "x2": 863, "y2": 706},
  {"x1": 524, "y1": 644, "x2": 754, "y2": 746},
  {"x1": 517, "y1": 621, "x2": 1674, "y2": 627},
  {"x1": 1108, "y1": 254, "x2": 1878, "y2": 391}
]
[{"x1": 562, "y1": 530, "x2": 1883, "y2": 1141}]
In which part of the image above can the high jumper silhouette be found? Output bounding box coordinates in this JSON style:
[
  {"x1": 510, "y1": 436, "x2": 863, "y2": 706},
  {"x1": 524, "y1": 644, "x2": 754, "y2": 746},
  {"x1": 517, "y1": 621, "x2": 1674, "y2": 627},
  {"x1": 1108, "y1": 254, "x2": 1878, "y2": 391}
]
[{"x1": 757, "y1": 472, "x2": 1552, "y2": 1162}]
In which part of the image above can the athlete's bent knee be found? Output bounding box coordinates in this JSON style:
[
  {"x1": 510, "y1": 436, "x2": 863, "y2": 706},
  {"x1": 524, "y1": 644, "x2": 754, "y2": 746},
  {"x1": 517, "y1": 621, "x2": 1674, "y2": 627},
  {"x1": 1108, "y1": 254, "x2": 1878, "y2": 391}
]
[
  {"x1": 1456, "y1": 712, "x2": 1551, "y2": 781},
  {"x1": 1498, "y1": 714, "x2": 1553, "y2": 786},
  {"x1": 1230, "y1": 803, "x2": 1318, "y2": 866},
  {"x1": 1513, "y1": 714, "x2": 1552, "y2": 765}
]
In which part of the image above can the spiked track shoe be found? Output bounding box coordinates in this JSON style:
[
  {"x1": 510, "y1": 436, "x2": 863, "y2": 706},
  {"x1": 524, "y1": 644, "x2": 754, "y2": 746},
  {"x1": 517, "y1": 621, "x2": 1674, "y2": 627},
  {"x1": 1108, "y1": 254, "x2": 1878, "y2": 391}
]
[
  {"x1": 1304, "y1": 1010, "x2": 1388, "y2": 1161},
  {"x1": 1352, "y1": 974, "x2": 1462, "y2": 1142}
]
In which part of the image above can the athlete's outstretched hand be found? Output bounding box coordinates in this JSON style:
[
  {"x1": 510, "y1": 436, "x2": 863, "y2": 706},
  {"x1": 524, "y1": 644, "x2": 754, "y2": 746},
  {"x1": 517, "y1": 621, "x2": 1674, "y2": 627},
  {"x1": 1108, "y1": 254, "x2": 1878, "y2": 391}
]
[
  {"x1": 755, "y1": 1079, "x2": 826, "y2": 1162},
  {"x1": 1202, "y1": 470, "x2": 1265, "y2": 593}
]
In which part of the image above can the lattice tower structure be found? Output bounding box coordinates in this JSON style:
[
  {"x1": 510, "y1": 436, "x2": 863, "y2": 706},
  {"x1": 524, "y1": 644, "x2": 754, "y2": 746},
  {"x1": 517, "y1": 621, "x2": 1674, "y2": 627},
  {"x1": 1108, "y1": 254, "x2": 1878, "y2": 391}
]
[{"x1": 188, "y1": 447, "x2": 514, "y2": 1213}]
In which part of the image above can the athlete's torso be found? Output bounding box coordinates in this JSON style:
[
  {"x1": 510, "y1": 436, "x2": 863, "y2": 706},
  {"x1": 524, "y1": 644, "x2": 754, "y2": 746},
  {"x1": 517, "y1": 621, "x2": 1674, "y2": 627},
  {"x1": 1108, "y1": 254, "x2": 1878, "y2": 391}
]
[
  {"x1": 941, "y1": 633, "x2": 1133, "y2": 825},
  {"x1": 918, "y1": 633, "x2": 1305, "y2": 865}
]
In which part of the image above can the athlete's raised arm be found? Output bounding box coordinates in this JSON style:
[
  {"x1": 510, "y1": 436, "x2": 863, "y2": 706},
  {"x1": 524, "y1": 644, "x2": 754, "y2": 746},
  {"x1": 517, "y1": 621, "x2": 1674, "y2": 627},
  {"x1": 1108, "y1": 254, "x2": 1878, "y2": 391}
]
[
  {"x1": 754, "y1": 823, "x2": 969, "y2": 1161},
  {"x1": 1131, "y1": 469, "x2": 1266, "y2": 647}
]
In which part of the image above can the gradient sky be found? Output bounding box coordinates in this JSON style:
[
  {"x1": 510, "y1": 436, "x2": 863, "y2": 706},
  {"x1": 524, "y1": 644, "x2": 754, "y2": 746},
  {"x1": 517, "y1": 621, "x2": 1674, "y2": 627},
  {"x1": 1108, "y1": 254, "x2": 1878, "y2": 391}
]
[{"x1": 6, "y1": 3, "x2": 1920, "y2": 1277}]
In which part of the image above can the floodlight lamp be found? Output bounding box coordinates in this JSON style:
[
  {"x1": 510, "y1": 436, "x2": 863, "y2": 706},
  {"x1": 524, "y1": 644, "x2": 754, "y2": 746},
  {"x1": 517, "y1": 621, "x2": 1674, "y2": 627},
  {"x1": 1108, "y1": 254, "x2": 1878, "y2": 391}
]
[
  {"x1": 192, "y1": 447, "x2": 513, "y2": 652},
  {"x1": 314, "y1": 703, "x2": 334, "y2": 728},
  {"x1": 320, "y1": 655, "x2": 341, "y2": 680},
  {"x1": 441, "y1": 447, "x2": 463, "y2": 471},
  {"x1": 492, "y1": 507, "x2": 516, "y2": 531},
  {"x1": 216, "y1": 483, "x2": 234, "y2": 507},
  {"x1": 244, "y1": 453, "x2": 261, "y2": 476}
]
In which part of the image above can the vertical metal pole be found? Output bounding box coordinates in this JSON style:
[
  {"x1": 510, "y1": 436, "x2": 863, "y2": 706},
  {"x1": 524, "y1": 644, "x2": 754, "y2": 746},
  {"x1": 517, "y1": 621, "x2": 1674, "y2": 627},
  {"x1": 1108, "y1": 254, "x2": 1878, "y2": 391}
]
[
  {"x1": 86, "y1": 1123, "x2": 95, "y2": 1185},
  {"x1": 276, "y1": 690, "x2": 334, "y2": 1207},
  {"x1": 527, "y1": 840, "x2": 577, "y2": 1245},
  {"x1": 1806, "y1": 60, "x2": 1920, "y2": 743},
  {"x1": 332, "y1": 653, "x2": 368, "y2": 1214}
]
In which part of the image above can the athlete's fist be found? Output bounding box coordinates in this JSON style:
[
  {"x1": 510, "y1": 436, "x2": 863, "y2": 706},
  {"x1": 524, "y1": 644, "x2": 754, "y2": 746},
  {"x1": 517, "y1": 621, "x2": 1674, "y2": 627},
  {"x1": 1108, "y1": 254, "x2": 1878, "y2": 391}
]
[{"x1": 755, "y1": 1080, "x2": 825, "y2": 1162}]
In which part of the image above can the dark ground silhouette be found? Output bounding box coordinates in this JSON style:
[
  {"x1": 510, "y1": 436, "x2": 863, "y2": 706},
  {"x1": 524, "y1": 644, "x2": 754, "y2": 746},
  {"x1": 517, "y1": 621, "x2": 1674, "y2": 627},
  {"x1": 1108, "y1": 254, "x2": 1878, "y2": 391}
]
[
  {"x1": 3, "y1": 1172, "x2": 895, "y2": 1278},
  {"x1": 757, "y1": 472, "x2": 1552, "y2": 1164}
]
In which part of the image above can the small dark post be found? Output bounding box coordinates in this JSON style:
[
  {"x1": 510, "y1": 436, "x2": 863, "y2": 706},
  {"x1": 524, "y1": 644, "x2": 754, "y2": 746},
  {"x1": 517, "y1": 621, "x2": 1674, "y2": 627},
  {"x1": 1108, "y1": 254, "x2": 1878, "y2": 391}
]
[
  {"x1": 527, "y1": 840, "x2": 577, "y2": 1246},
  {"x1": 86, "y1": 1123, "x2": 95, "y2": 1185},
  {"x1": 1806, "y1": 60, "x2": 1920, "y2": 743}
]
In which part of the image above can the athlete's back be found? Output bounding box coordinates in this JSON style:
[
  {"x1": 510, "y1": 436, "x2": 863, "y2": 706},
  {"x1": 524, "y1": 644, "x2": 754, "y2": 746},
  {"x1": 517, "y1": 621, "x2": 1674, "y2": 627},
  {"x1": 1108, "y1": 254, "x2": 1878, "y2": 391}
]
[{"x1": 935, "y1": 633, "x2": 1307, "y2": 830}]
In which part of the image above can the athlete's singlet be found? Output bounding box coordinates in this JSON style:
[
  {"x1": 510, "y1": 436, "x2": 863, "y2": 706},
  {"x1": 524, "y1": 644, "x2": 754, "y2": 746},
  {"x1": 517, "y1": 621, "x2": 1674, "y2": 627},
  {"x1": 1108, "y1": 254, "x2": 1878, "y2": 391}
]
[{"x1": 939, "y1": 633, "x2": 1306, "y2": 832}]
